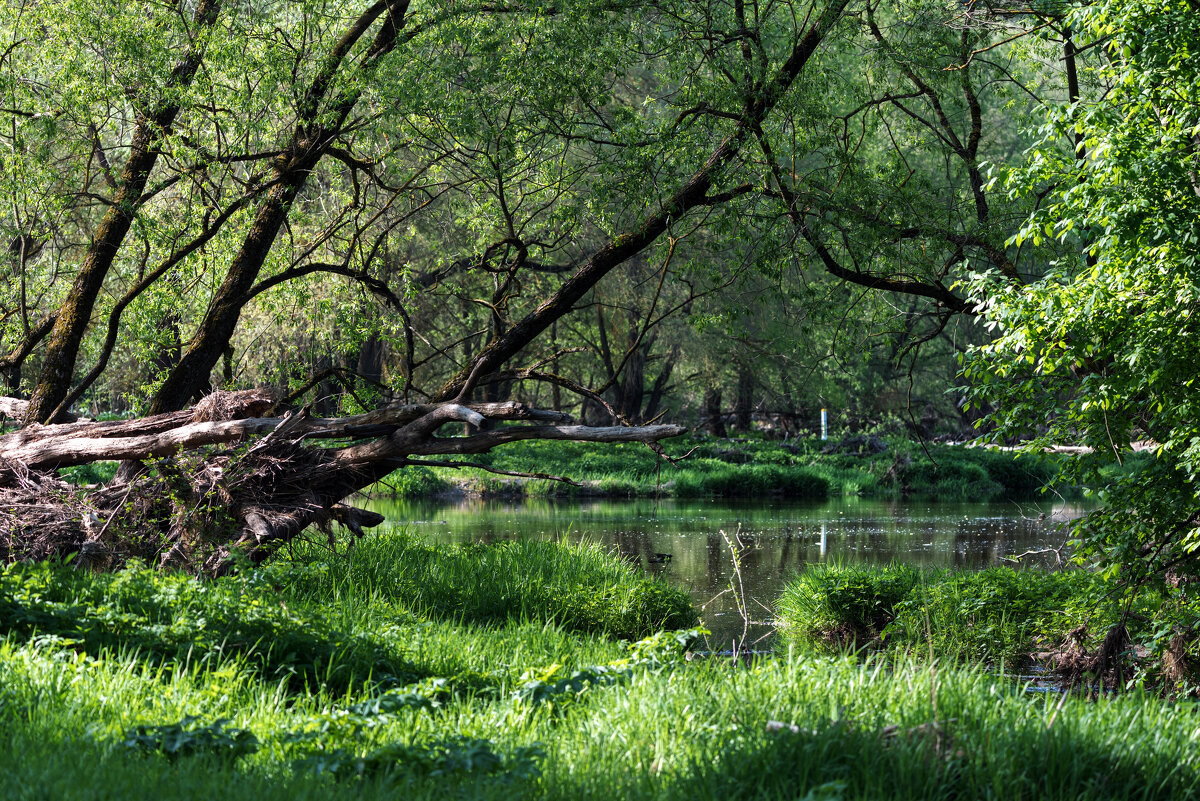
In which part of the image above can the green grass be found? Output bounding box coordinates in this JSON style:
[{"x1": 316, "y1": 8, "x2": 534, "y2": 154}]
[
  {"x1": 275, "y1": 533, "x2": 696, "y2": 640},
  {"x1": 374, "y1": 437, "x2": 1061, "y2": 502},
  {"x1": 777, "y1": 562, "x2": 923, "y2": 647},
  {"x1": 776, "y1": 563, "x2": 1189, "y2": 675},
  {"x1": 2, "y1": 535, "x2": 1199, "y2": 799},
  {"x1": 3, "y1": 626, "x2": 1199, "y2": 800},
  {"x1": 58, "y1": 460, "x2": 119, "y2": 486}
]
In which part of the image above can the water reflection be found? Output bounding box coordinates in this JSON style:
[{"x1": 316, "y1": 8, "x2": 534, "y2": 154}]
[{"x1": 361, "y1": 495, "x2": 1089, "y2": 648}]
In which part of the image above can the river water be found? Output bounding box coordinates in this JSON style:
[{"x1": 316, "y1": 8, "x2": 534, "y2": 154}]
[{"x1": 362, "y1": 495, "x2": 1089, "y2": 649}]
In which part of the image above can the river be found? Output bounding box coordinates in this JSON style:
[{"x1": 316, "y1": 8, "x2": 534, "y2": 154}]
[{"x1": 362, "y1": 495, "x2": 1089, "y2": 650}]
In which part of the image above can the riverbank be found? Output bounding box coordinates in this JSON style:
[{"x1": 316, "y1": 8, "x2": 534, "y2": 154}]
[
  {"x1": 2, "y1": 533, "x2": 1197, "y2": 800},
  {"x1": 370, "y1": 436, "x2": 1063, "y2": 501},
  {"x1": 776, "y1": 562, "x2": 1200, "y2": 691}
]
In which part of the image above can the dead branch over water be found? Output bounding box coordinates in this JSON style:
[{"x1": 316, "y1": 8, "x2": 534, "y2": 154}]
[{"x1": 0, "y1": 390, "x2": 684, "y2": 575}]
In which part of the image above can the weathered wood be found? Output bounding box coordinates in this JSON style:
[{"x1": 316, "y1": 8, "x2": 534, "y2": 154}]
[
  {"x1": 0, "y1": 390, "x2": 685, "y2": 574},
  {"x1": 0, "y1": 397, "x2": 595, "y2": 470},
  {"x1": 0, "y1": 398, "x2": 79, "y2": 423}
]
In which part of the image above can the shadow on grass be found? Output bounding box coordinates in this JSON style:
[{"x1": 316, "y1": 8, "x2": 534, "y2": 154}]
[
  {"x1": 0, "y1": 562, "x2": 428, "y2": 694},
  {"x1": 668, "y1": 717, "x2": 1196, "y2": 801}
]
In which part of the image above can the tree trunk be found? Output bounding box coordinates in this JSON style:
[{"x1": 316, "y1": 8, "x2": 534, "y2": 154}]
[
  {"x1": 23, "y1": 0, "x2": 223, "y2": 423},
  {"x1": 149, "y1": 0, "x2": 408, "y2": 413},
  {"x1": 704, "y1": 387, "x2": 726, "y2": 438},
  {"x1": 734, "y1": 368, "x2": 754, "y2": 432},
  {"x1": 643, "y1": 344, "x2": 679, "y2": 423},
  {"x1": 0, "y1": 390, "x2": 684, "y2": 573}
]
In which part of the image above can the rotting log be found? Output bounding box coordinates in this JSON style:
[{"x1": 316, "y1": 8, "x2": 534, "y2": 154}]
[{"x1": 0, "y1": 390, "x2": 685, "y2": 575}]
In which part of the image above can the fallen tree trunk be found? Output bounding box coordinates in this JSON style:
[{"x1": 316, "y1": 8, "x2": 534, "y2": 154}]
[{"x1": 0, "y1": 390, "x2": 685, "y2": 575}]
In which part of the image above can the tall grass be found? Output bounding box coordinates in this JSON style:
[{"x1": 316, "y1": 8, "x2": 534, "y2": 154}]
[
  {"x1": 277, "y1": 532, "x2": 696, "y2": 640},
  {"x1": 5, "y1": 530, "x2": 1197, "y2": 800},
  {"x1": 2, "y1": 633, "x2": 1197, "y2": 800},
  {"x1": 777, "y1": 563, "x2": 1111, "y2": 667}
]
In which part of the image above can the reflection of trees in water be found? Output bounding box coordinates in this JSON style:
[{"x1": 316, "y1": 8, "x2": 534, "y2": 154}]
[
  {"x1": 952, "y1": 520, "x2": 1006, "y2": 569},
  {"x1": 950, "y1": 516, "x2": 1064, "y2": 569},
  {"x1": 368, "y1": 499, "x2": 1089, "y2": 619},
  {"x1": 704, "y1": 532, "x2": 726, "y2": 593},
  {"x1": 829, "y1": 518, "x2": 898, "y2": 563}
]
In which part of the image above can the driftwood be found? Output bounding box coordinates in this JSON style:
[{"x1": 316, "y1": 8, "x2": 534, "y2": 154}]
[{"x1": 0, "y1": 390, "x2": 685, "y2": 575}]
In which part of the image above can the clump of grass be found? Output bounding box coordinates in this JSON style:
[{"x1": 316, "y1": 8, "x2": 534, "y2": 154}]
[
  {"x1": 777, "y1": 563, "x2": 1100, "y2": 666},
  {"x1": 672, "y1": 463, "x2": 830, "y2": 499},
  {"x1": 381, "y1": 466, "x2": 450, "y2": 497},
  {"x1": 777, "y1": 562, "x2": 920, "y2": 648},
  {"x1": 280, "y1": 532, "x2": 696, "y2": 640},
  {"x1": 888, "y1": 567, "x2": 1101, "y2": 665},
  {"x1": 882, "y1": 447, "x2": 1058, "y2": 499}
]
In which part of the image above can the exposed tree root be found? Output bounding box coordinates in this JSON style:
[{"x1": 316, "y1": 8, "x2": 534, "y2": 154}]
[{"x1": 1040, "y1": 623, "x2": 1137, "y2": 695}]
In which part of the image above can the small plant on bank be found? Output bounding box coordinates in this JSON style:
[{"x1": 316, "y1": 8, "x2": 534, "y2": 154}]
[{"x1": 122, "y1": 716, "x2": 259, "y2": 762}]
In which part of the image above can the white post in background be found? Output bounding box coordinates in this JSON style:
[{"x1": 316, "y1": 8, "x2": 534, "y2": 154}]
[
  {"x1": 819, "y1": 522, "x2": 827, "y2": 558},
  {"x1": 821, "y1": 408, "x2": 828, "y2": 440}
]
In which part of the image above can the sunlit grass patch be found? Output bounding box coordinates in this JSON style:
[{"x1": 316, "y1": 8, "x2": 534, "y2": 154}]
[
  {"x1": 278, "y1": 532, "x2": 696, "y2": 640},
  {"x1": 3, "y1": 636, "x2": 1198, "y2": 801}
]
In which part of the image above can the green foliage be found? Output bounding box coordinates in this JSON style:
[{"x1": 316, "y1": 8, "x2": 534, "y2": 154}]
[
  {"x1": 279, "y1": 533, "x2": 696, "y2": 640},
  {"x1": 122, "y1": 716, "x2": 259, "y2": 762},
  {"x1": 0, "y1": 561, "x2": 420, "y2": 693},
  {"x1": 778, "y1": 563, "x2": 920, "y2": 645},
  {"x1": 57, "y1": 461, "x2": 118, "y2": 486},
  {"x1": 965, "y1": 0, "x2": 1200, "y2": 663},
  {"x1": 672, "y1": 463, "x2": 830, "y2": 499},
  {"x1": 779, "y1": 564, "x2": 1102, "y2": 666},
  {"x1": 295, "y1": 736, "x2": 544, "y2": 787},
  {"x1": 0, "y1": 532, "x2": 693, "y2": 693},
  {"x1": 513, "y1": 628, "x2": 704, "y2": 707},
  {"x1": 382, "y1": 467, "x2": 450, "y2": 498},
  {"x1": 384, "y1": 439, "x2": 1056, "y2": 501},
  {"x1": 5, "y1": 632, "x2": 1200, "y2": 801},
  {"x1": 889, "y1": 568, "x2": 1101, "y2": 666}
]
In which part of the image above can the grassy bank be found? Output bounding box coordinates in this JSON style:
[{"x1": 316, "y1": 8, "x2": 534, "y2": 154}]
[
  {"x1": 777, "y1": 563, "x2": 1200, "y2": 688},
  {"x1": 373, "y1": 436, "x2": 1058, "y2": 501},
  {"x1": 2, "y1": 536, "x2": 1199, "y2": 799}
]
